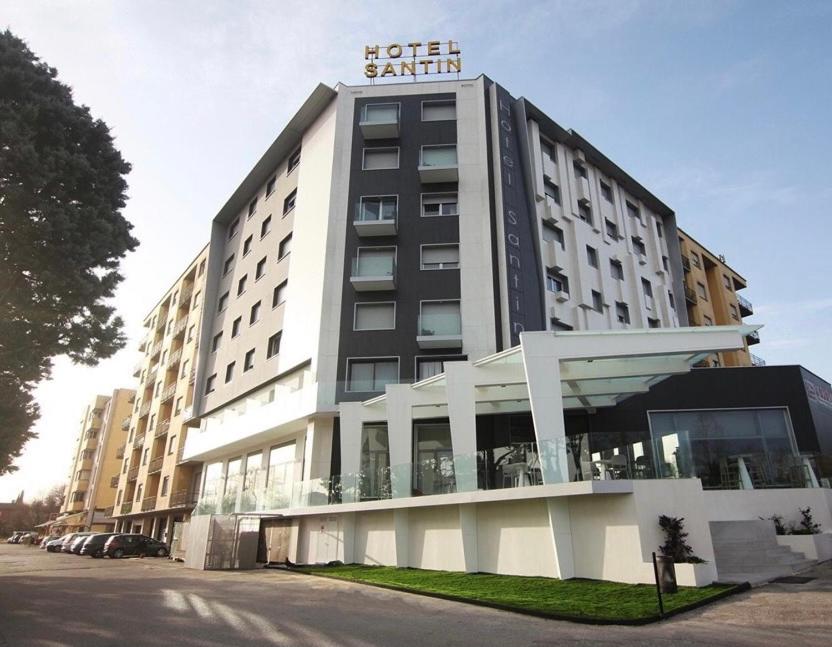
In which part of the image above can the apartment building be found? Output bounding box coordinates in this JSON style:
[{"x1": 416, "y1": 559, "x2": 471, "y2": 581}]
[
  {"x1": 678, "y1": 228, "x2": 759, "y2": 367},
  {"x1": 56, "y1": 389, "x2": 134, "y2": 533},
  {"x1": 112, "y1": 245, "x2": 209, "y2": 541}
]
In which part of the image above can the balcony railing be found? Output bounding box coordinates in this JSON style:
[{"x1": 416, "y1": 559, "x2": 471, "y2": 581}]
[
  {"x1": 350, "y1": 255, "x2": 396, "y2": 291},
  {"x1": 172, "y1": 317, "x2": 188, "y2": 338},
  {"x1": 684, "y1": 285, "x2": 698, "y2": 304},
  {"x1": 138, "y1": 402, "x2": 152, "y2": 418},
  {"x1": 737, "y1": 293, "x2": 753, "y2": 317},
  {"x1": 188, "y1": 368, "x2": 196, "y2": 384},
  {"x1": 417, "y1": 312, "x2": 463, "y2": 349},
  {"x1": 116, "y1": 444, "x2": 126, "y2": 459},
  {"x1": 166, "y1": 348, "x2": 182, "y2": 369},
  {"x1": 132, "y1": 432, "x2": 145, "y2": 449},
  {"x1": 154, "y1": 418, "x2": 171, "y2": 438},
  {"x1": 160, "y1": 383, "x2": 177, "y2": 403},
  {"x1": 127, "y1": 466, "x2": 139, "y2": 481},
  {"x1": 147, "y1": 456, "x2": 164, "y2": 474},
  {"x1": 353, "y1": 200, "x2": 398, "y2": 237},
  {"x1": 681, "y1": 254, "x2": 691, "y2": 272},
  {"x1": 751, "y1": 353, "x2": 766, "y2": 367},
  {"x1": 103, "y1": 506, "x2": 114, "y2": 518},
  {"x1": 120, "y1": 416, "x2": 131, "y2": 431},
  {"x1": 170, "y1": 490, "x2": 197, "y2": 508},
  {"x1": 359, "y1": 103, "x2": 400, "y2": 139},
  {"x1": 141, "y1": 496, "x2": 157, "y2": 512},
  {"x1": 132, "y1": 362, "x2": 142, "y2": 378},
  {"x1": 148, "y1": 341, "x2": 162, "y2": 358},
  {"x1": 746, "y1": 330, "x2": 761, "y2": 346},
  {"x1": 145, "y1": 365, "x2": 159, "y2": 386},
  {"x1": 120, "y1": 502, "x2": 133, "y2": 515},
  {"x1": 418, "y1": 145, "x2": 459, "y2": 183},
  {"x1": 109, "y1": 475, "x2": 119, "y2": 488},
  {"x1": 179, "y1": 286, "x2": 193, "y2": 309}
]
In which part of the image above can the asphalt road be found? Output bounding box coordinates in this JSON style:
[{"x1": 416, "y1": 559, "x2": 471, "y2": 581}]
[{"x1": 1, "y1": 543, "x2": 830, "y2": 647}]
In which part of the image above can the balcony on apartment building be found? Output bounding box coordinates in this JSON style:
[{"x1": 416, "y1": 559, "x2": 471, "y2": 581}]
[
  {"x1": 120, "y1": 416, "x2": 131, "y2": 431},
  {"x1": 166, "y1": 349, "x2": 183, "y2": 370},
  {"x1": 141, "y1": 496, "x2": 157, "y2": 512},
  {"x1": 681, "y1": 254, "x2": 691, "y2": 272},
  {"x1": 109, "y1": 476, "x2": 119, "y2": 488},
  {"x1": 350, "y1": 250, "x2": 396, "y2": 291},
  {"x1": 359, "y1": 103, "x2": 400, "y2": 139},
  {"x1": 132, "y1": 432, "x2": 145, "y2": 449},
  {"x1": 132, "y1": 361, "x2": 142, "y2": 378},
  {"x1": 746, "y1": 330, "x2": 761, "y2": 346},
  {"x1": 116, "y1": 444, "x2": 126, "y2": 459},
  {"x1": 353, "y1": 196, "x2": 398, "y2": 237},
  {"x1": 139, "y1": 401, "x2": 152, "y2": 418},
  {"x1": 172, "y1": 316, "x2": 188, "y2": 339},
  {"x1": 154, "y1": 418, "x2": 171, "y2": 438},
  {"x1": 418, "y1": 144, "x2": 458, "y2": 183},
  {"x1": 170, "y1": 490, "x2": 197, "y2": 509},
  {"x1": 145, "y1": 364, "x2": 159, "y2": 386},
  {"x1": 179, "y1": 285, "x2": 194, "y2": 309},
  {"x1": 147, "y1": 456, "x2": 164, "y2": 475},
  {"x1": 737, "y1": 293, "x2": 754, "y2": 317},
  {"x1": 127, "y1": 465, "x2": 140, "y2": 481},
  {"x1": 159, "y1": 383, "x2": 177, "y2": 404},
  {"x1": 751, "y1": 353, "x2": 766, "y2": 367},
  {"x1": 138, "y1": 335, "x2": 148, "y2": 353},
  {"x1": 684, "y1": 285, "x2": 698, "y2": 304},
  {"x1": 103, "y1": 505, "x2": 114, "y2": 518},
  {"x1": 148, "y1": 341, "x2": 162, "y2": 359},
  {"x1": 120, "y1": 501, "x2": 133, "y2": 515},
  {"x1": 417, "y1": 304, "x2": 463, "y2": 350}
]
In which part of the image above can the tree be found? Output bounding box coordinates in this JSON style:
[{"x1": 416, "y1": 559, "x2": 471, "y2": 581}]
[
  {"x1": 0, "y1": 30, "x2": 137, "y2": 474},
  {"x1": 0, "y1": 484, "x2": 65, "y2": 537}
]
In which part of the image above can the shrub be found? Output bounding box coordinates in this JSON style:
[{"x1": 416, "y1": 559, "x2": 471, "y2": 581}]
[
  {"x1": 759, "y1": 514, "x2": 787, "y2": 535},
  {"x1": 658, "y1": 515, "x2": 705, "y2": 563},
  {"x1": 789, "y1": 507, "x2": 821, "y2": 535}
]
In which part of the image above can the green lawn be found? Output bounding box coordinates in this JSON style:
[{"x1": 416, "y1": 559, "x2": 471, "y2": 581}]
[{"x1": 300, "y1": 565, "x2": 737, "y2": 623}]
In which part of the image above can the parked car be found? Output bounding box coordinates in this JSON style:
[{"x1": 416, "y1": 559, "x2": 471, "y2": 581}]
[
  {"x1": 6, "y1": 532, "x2": 24, "y2": 544},
  {"x1": 58, "y1": 532, "x2": 90, "y2": 553},
  {"x1": 79, "y1": 533, "x2": 118, "y2": 558},
  {"x1": 40, "y1": 534, "x2": 61, "y2": 550},
  {"x1": 45, "y1": 537, "x2": 67, "y2": 552},
  {"x1": 104, "y1": 534, "x2": 169, "y2": 559},
  {"x1": 69, "y1": 534, "x2": 94, "y2": 554}
]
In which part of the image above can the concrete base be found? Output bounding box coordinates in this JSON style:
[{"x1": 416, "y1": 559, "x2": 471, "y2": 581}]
[{"x1": 777, "y1": 534, "x2": 832, "y2": 562}]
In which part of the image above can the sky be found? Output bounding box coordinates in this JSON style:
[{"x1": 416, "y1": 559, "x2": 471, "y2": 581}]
[{"x1": 1, "y1": 0, "x2": 830, "y2": 501}]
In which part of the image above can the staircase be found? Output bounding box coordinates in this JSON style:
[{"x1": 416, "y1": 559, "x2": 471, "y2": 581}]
[{"x1": 711, "y1": 520, "x2": 816, "y2": 585}]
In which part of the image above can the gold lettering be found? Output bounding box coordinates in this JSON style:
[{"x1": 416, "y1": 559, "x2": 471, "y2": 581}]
[
  {"x1": 387, "y1": 43, "x2": 402, "y2": 58},
  {"x1": 380, "y1": 62, "x2": 396, "y2": 77},
  {"x1": 447, "y1": 58, "x2": 462, "y2": 73},
  {"x1": 427, "y1": 40, "x2": 440, "y2": 55},
  {"x1": 364, "y1": 62, "x2": 378, "y2": 78},
  {"x1": 400, "y1": 61, "x2": 416, "y2": 76},
  {"x1": 365, "y1": 45, "x2": 378, "y2": 59},
  {"x1": 420, "y1": 59, "x2": 433, "y2": 74},
  {"x1": 407, "y1": 41, "x2": 422, "y2": 56},
  {"x1": 448, "y1": 40, "x2": 461, "y2": 55}
]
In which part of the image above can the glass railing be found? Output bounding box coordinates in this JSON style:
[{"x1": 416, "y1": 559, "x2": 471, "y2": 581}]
[
  {"x1": 351, "y1": 256, "x2": 395, "y2": 277},
  {"x1": 418, "y1": 313, "x2": 462, "y2": 336},
  {"x1": 361, "y1": 104, "x2": 399, "y2": 124},
  {"x1": 421, "y1": 147, "x2": 458, "y2": 167},
  {"x1": 354, "y1": 200, "x2": 397, "y2": 223}
]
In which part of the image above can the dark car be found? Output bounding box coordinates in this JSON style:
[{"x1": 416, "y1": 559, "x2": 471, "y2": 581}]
[
  {"x1": 104, "y1": 533, "x2": 169, "y2": 559},
  {"x1": 79, "y1": 533, "x2": 118, "y2": 558},
  {"x1": 45, "y1": 537, "x2": 66, "y2": 552},
  {"x1": 62, "y1": 532, "x2": 93, "y2": 553},
  {"x1": 69, "y1": 533, "x2": 97, "y2": 554}
]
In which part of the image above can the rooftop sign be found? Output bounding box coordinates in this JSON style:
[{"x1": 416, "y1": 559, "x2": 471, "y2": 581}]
[{"x1": 364, "y1": 40, "x2": 462, "y2": 79}]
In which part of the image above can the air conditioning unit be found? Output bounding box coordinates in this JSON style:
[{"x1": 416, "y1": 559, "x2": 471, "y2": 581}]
[{"x1": 555, "y1": 290, "x2": 570, "y2": 303}]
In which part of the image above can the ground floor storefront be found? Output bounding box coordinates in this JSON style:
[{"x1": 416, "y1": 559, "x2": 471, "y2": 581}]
[{"x1": 112, "y1": 509, "x2": 192, "y2": 544}]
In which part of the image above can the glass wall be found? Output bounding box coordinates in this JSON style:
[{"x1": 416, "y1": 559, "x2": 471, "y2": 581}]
[
  {"x1": 264, "y1": 443, "x2": 296, "y2": 509},
  {"x1": 413, "y1": 421, "x2": 455, "y2": 495},
  {"x1": 360, "y1": 424, "x2": 390, "y2": 500}
]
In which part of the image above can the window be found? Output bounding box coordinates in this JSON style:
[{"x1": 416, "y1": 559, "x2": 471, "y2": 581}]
[
  {"x1": 347, "y1": 358, "x2": 399, "y2": 392},
  {"x1": 363, "y1": 147, "x2": 399, "y2": 170},
  {"x1": 243, "y1": 235, "x2": 253, "y2": 256},
  {"x1": 543, "y1": 180, "x2": 561, "y2": 205},
  {"x1": 237, "y1": 274, "x2": 247, "y2": 295},
  {"x1": 642, "y1": 279, "x2": 654, "y2": 310},
  {"x1": 248, "y1": 198, "x2": 258, "y2": 219},
  {"x1": 648, "y1": 317, "x2": 660, "y2": 328},
  {"x1": 231, "y1": 316, "x2": 242, "y2": 337},
  {"x1": 573, "y1": 160, "x2": 587, "y2": 179},
  {"x1": 668, "y1": 291, "x2": 676, "y2": 310},
  {"x1": 656, "y1": 221, "x2": 664, "y2": 238},
  {"x1": 723, "y1": 274, "x2": 732, "y2": 289},
  {"x1": 211, "y1": 332, "x2": 223, "y2": 352},
  {"x1": 278, "y1": 233, "x2": 292, "y2": 259},
  {"x1": 605, "y1": 219, "x2": 619, "y2": 239},
  {"x1": 420, "y1": 301, "x2": 461, "y2": 336},
  {"x1": 181, "y1": 359, "x2": 189, "y2": 379},
  {"x1": 175, "y1": 397, "x2": 182, "y2": 415},
  {"x1": 267, "y1": 332, "x2": 282, "y2": 358},
  {"x1": 168, "y1": 435, "x2": 177, "y2": 455},
  {"x1": 198, "y1": 259, "x2": 206, "y2": 276},
  {"x1": 161, "y1": 476, "x2": 169, "y2": 497},
  {"x1": 690, "y1": 252, "x2": 701, "y2": 268},
  {"x1": 249, "y1": 301, "x2": 261, "y2": 324},
  {"x1": 193, "y1": 291, "x2": 201, "y2": 308},
  {"x1": 610, "y1": 260, "x2": 624, "y2": 280},
  {"x1": 729, "y1": 303, "x2": 739, "y2": 321},
  {"x1": 260, "y1": 215, "x2": 271, "y2": 238},
  {"x1": 266, "y1": 175, "x2": 276, "y2": 197},
  {"x1": 632, "y1": 236, "x2": 646, "y2": 256},
  {"x1": 703, "y1": 315, "x2": 714, "y2": 326},
  {"x1": 626, "y1": 201, "x2": 640, "y2": 221},
  {"x1": 136, "y1": 484, "x2": 143, "y2": 502},
  {"x1": 225, "y1": 362, "x2": 235, "y2": 383},
  {"x1": 273, "y1": 281, "x2": 288, "y2": 307},
  {"x1": 577, "y1": 201, "x2": 592, "y2": 224},
  {"x1": 586, "y1": 245, "x2": 598, "y2": 268},
  {"x1": 417, "y1": 357, "x2": 462, "y2": 381},
  {"x1": 540, "y1": 139, "x2": 556, "y2": 162},
  {"x1": 283, "y1": 189, "x2": 296, "y2": 215},
  {"x1": 615, "y1": 302, "x2": 630, "y2": 324},
  {"x1": 421, "y1": 193, "x2": 458, "y2": 217},
  {"x1": 354, "y1": 302, "x2": 395, "y2": 331},
  {"x1": 421, "y1": 244, "x2": 459, "y2": 270},
  {"x1": 546, "y1": 270, "x2": 569, "y2": 294},
  {"x1": 363, "y1": 103, "x2": 399, "y2": 123},
  {"x1": 422, "y1": 100, "x2": 456, "y2": 121},
  {"x1": 287, "y1": 147, "x2": 301, "y2": 174},
  {"x1": 217, "y1": 292, "x2": 229, "y2": 312},
  {"x1": 359, "y1": 195, "x2": 397, "y2": 222},
  {"x1": 600, "y1": 181, "x2": 613, "y2": 202},
  {"x1": 244, "y1": 348, "x2": 255, "y2": 371},
  {"x1": 143, "y1": 449, "x2": 149, "y2": 465},
  {"x1": 421, "y1": 145, "x2": 457, "y2": 167},
  {"x1": 228, "y1": 218, "x2": 239, "y2": 239},
  {"x1": 550, "y1": 319, "x2": 573, "y2": 331},
  {"x1": 697, "y1": 282, "x2": 707, "y2": 300},
  {"x1": 256, "y1": 257, "x2": 267, "y2": 280},
  {"x1": 662, "y1": 255, "x2": 670, "y2": 272},
  {"x1": 542, "y1": 223, "x2": 564, "y2": 249},
  {"x1": 591, "y1": 290, "x2": 603, "y2": 312}
]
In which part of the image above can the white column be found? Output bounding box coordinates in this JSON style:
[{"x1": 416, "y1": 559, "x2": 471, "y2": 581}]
[
  {"x1": 445, "y1": 363, "x2": 478, "y2": 492},
  {"x1": 386, "y1": 385, "x2": 414, "y2": 499},
  {"x1": 339, "y1": 403, "x2": 365, "y2": 503},
  {"x1": 546, "y1": 498, "x2": 575, "y2": 579},
  {"x1": 393, "y1": 508, "x2": 409, "y2": 567},
  {"x1": 302, "y1": 417, "x2": 333, "y2": 480},
  {"x1": 459, "y1": 504, "x2": 479, "y2": 573},
  {"x1": 341, "y1": 512, "x2": 357, "y2": 564}
]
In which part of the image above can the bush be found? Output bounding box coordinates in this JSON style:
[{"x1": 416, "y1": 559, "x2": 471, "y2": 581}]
[
  {"x1": 789, "y1": 507, "x2": 821, "y2": 535},
  {"x1": 759, "y1": 514, "x2": 787, "y2": 535},
  {"x1": 658, "y1": 515, "x2": 705, "y2": 563}
]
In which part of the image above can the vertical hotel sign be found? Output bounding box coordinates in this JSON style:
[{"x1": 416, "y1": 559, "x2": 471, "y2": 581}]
[{"x1": 495, "y1": 85, "x2": 544, "y2": 347}]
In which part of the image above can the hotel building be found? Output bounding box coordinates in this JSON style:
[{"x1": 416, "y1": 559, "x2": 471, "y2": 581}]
[
  {"x1": 172, "y1": 76, "x2": 830, "y2": 583},
  {"x1": 56, "y1": 389, "x2": 135, "y2": 533},
  {"x1": 111, "y1": 245, "x2": 209, "y2": 541}
]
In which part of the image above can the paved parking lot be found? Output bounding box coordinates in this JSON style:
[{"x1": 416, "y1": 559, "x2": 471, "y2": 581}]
[{"x1": 1, "y1": 543, "x2": 830, "y2": 647}]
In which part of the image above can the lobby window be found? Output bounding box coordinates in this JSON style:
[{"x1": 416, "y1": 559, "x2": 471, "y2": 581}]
[
  {"x1": 287, "y1": 147, "x2": 301, "y2": 174},
  {"x1": 362, "y1": 102, "x2": 399, "y2": 124},
  {"x1": 267, "y1": 332, "x2": 282, "y2": 358},
  {"x1": 577, "y1": 201, "x2": 592, "y2": 225},
  {"x1": 346, "y1": 358, "x2": 399, "y2": 392},
  {"x1": 237, "y1": 274, "x2": 247, "y2": 295},
  {"x1": 591, "y1": 290, "x2": 603, "y2": 312},
  {"x1": 421, "y1": 244, "x2": 459, "y2": 270},
  {"x1": 586, "y1": 245, "x2": 598, "y2": 268},
  {"x1": 249, "y1": 300, "x2": 261, "y2": 325},
  {"x1": 544, "y1": 179, "x2": 561, "y2": 205},
  {"x1": 278, "y1": 233, "x2": 292, "y2": 259},
  {"x1": 542, "y1": 222, "x2": 564, "y2": 249},
  {"x1": 359, "y1": 195, "x2": 397, "y2": 222},
  {"x1": 642, "y1": 278, "x2": 654, "y2": 310},
  {"x1": 416, "y1": 356, "x2": 465, "y2": 381},
  {"x1": 697, "y1": 281, "x2": 707, "y2": 300},
  {"x1": 211, "y1": 332, "x2": 223, "y2": 352},
  {"x1": 610, "y1": 259, "x2": 624, "y2": 281},
  {"x1": 228, "y1": 218, "x2": 239, "y2": 240},
  {"x1": 605, "y1": 219, "x2": 619, "y2": 239},
  {"x1": 283, "y1": 189, "x2": 296, "y2": 215},
  {"x1": 260, "y1": 215, "x2": 272, "y2": 239},
  {"x1": 217, "y1": 291, "x2": 229, "y2": 313},
  {"x1": 420, "y1": 144, "x2": 457, "y2": 168},
  {"x1": 354, "y1": 302, "x2": 395, "y2": 331},
  {"x1": 273, "y1": 281, "x2": 288, "y2": 307},
  {"x1": 546, "y1": 270, "x2": 569, "y2": 295},
  {"x1": 255, "y1": 257, "x2": 267, "y2": 280},
  {"x1": 626, "y1": 201, "x2": 641, "y2": 222},
  {"x1": 244, "y1": 349, "x2": 255, "y2": 372},
  {"x1": 243, "y1": 235, "x2": 253, "y2": 257},
  {"x1": 615, "y1": 302, "x2": 631, "y2": 325},
  {"x1": 421, "y1": 193, "x2": 458, "y2": 217},
  {"x1": 266, "y1": 175, "x2": 276, "y2": 197},
  {"x1": 225, "y1": 361, "x2": 235, "y2": 383},
  {"x1": 248, "y1": 197, "x2": 258, "y2": 219},
  {"x1": 363, "y1": 147, "x2": 399, "y2": 170},
  {"x1": 573, "y1": 160, "x2": 587, "y2": 180},
  {"x1": 421, "y1": 99, "x2": 456, "y2": 121},
  {"x1": 600, "y1": 181, "x2": 613, "y2": 203},
  {"x1": 632, "y1": 236, "x2": 646, "y2": 256},
  {"x1": 231, "y1": 316, "x2": 242, "y2": 338}
]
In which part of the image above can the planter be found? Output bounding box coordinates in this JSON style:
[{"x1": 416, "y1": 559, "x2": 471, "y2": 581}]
[{"x1": 776, "y1": 533, "x2": 832, "y2": 562}]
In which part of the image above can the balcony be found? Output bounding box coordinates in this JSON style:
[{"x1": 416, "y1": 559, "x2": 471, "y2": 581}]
[
  {"x1": 737, "y1": 293, "x2": 753, "y2": 317},
  {"x1": 154, "y1": 418, "x2": 170, "y2": 438},
  {"x1": 120, "y1": 416, "x2": 131, "y2": 431},
  {"x1": 141, "y1": 496, "x2": 157, "y2": 512},
  {"x1": 148, "y1": 341, "x2": 162, "y2": 359},
  {"x1": 170, "y1": 490, "x2": 197, "y2": 509},
  {"x1": 182, "y1": 405, "x2": 200, "y2": 428},
  {"x1": 359, "y1": 103, "x2": 400, "y2": 139},
  {"x1": 145, "y1": 364, "x2": 159, "y2": 386},
  {"x1": 417, "y1": 310, "x2": 463, "y2": 350},
  {"x1": 681, "y1": 254, "x2": 691, "y2": 273},
  {"x1": 127, "y1": 465, "x2": 139, "y2": 481},
  {"x1": 353, "y1": 198, "x2": 398, "y2": 237},
  {"x1": 103, "y1": 505, "x2": 114, "y2": 518},
  {"x1": 132, "y1": 432, "x2": 145, "y2": 449},
  {"x1": 109, "y1": 475, "x2": 119, "y2": 488},
  {"x1": 160, "y1": 383, "x2": 177, "y2": 403},
  {"x1": 350, "y1": 254, "x2": 396, "y2": 291},
  {"x1": 418, "y1": 145, "x2": 458, "y2": 183},
  {"x1": 179, "y1": 286, "x2": 193, "y2": 309},
  {"x1": 120, "y1": 502, "x2": 133, "y2": 515},
  {"x1": 132, "y1": 362, "x2": 142, "y2": 378},
  {"x1": 138, "y1": 336, "x2": 148, "y2": 352},
  {"x1": 746, "y1": 330, "x2": 761, "y2": 346},
  {"x1": 172, "y1": 317, "x2": 188, "y2": 338},
  {"x1": 116, "y1": 444, "x2": 126, "y2": 459},
  {"x1": 138, "y1": 401, "x2": 152, "y2": 418},
  {"x1": 751, "y1": 353, "x2": 766, "y2": 367},
  {"x1": 684, "y1": 285, "x2": 698, "y2": 304},
  {"x1": 188, "y1": 368, "x2": 196, "y2": 384},
  {"x1": 166, "y1": 348, "x2": 182, "y2": 370},
  {"x1": 127, "y1": 393, "x2": 136, "y2": 404},
  {"x1": 147, "y1": 456, "x2": 164, "y2": 475}
]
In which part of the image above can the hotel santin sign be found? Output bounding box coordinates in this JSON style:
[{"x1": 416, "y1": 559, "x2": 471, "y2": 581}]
[{"x1": 364, "y1": 40, "x2": 462, "y2": 79}]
